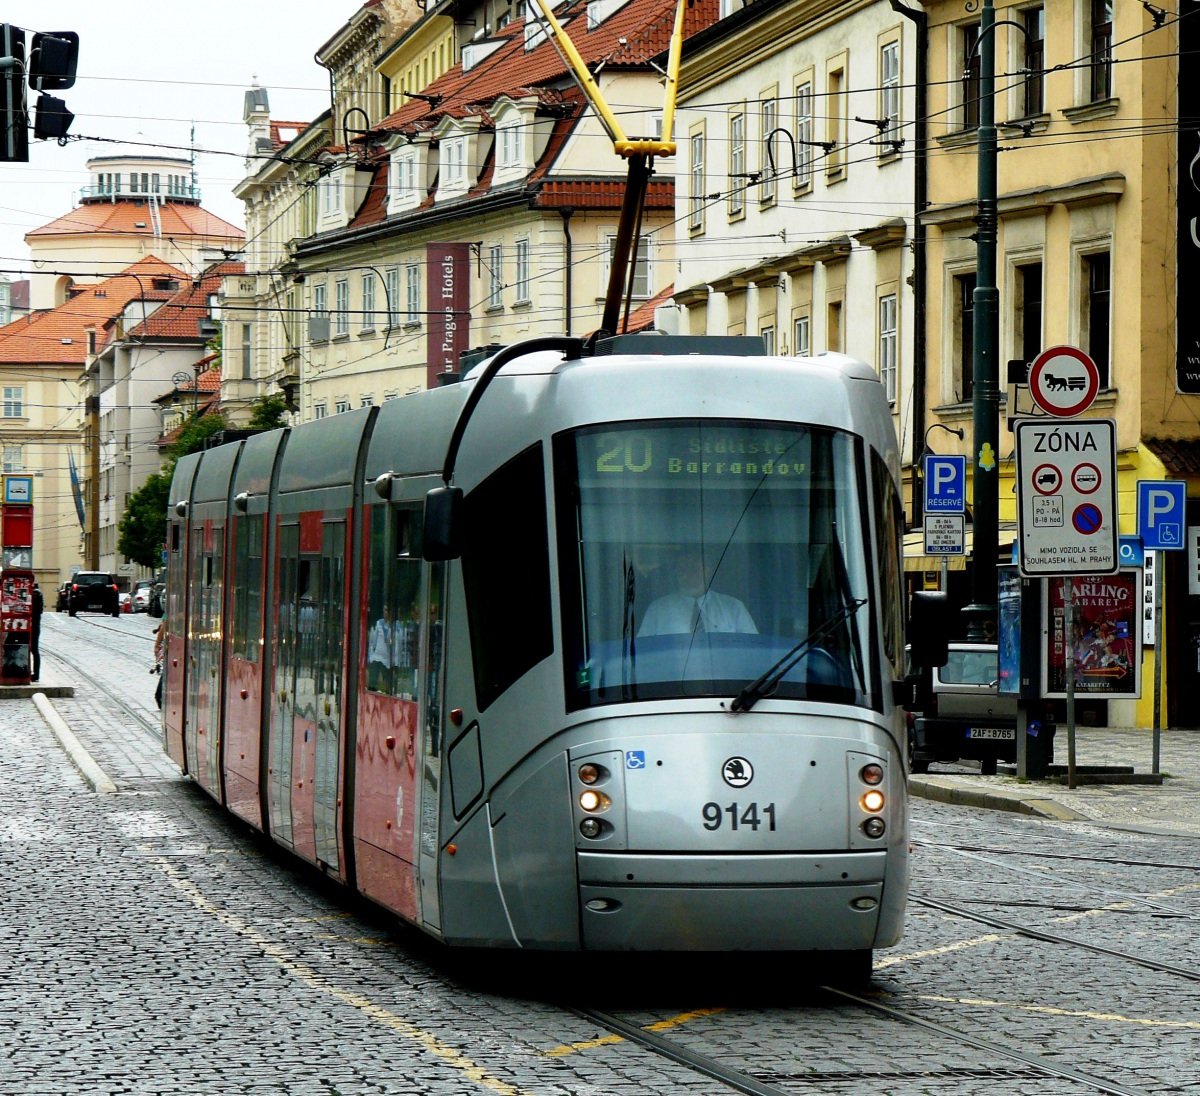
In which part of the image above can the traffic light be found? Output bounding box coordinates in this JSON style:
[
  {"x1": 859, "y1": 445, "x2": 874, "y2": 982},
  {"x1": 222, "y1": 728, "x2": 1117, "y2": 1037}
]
[
  {"x1": 29, "y1": 32, "x2": 78, "y2": 89},
  {"x1": 0, "y1": 24, "x2": 28, "y2": 162},
  {"x1": 29, "y1": 31, "x2": 77, "y2": 142}
]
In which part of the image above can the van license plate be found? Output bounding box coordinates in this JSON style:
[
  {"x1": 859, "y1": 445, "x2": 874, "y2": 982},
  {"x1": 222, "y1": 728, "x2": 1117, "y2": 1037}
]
[{"x1": 966, "y1": 727, "x2": 1014, "y2": 740}]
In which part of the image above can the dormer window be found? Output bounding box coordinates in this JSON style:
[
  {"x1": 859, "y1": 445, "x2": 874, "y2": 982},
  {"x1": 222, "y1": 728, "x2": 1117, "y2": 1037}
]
[
  {"x1": 587, "y1": 0, "x2": 630, "y2": 28},
  {"x1": 442, "y1": 137, "x2": 466, "y2": 187},
  {"x1": 432, "y1": 118, "x2": 485, "y2": 202},
  {"x1": 320, "y1": 172, "x2": 342, "y2": 215},
  {"x1": 387, "y1": 138, "x2": 429, "y2": 215},
  {"x1": 497, "y1": 120, "x2": 521, "y2": 169}
]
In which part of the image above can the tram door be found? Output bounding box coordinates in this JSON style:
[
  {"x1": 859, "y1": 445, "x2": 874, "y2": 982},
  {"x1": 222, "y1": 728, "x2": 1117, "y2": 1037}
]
[
  {"x1": 269, "y1": 524, "x2": 299, "y2": 848},
  {"x1": 418, "y1": 560, "x2": 447, "y2": 932},
  {"x1": 311, "y1": 522, "x2": 345, "y2": 871},
  {"x1": 187, "y1": 521, "x2": 224, "y2": 797}
]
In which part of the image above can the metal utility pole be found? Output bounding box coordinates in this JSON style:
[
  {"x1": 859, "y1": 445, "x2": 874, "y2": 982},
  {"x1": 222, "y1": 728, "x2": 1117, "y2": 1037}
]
[
  {"x1": 965, "y1": 0, "x2": 1001, "y2": 643},
  {"x1": 86, "y1": 393, "x2": 100, "y2": 569}
]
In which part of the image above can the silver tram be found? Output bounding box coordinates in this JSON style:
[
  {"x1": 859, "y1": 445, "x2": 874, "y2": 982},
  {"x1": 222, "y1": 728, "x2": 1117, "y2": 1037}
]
[{"x1": 161, "y1": 335, "x2": 945, "y2": 969}]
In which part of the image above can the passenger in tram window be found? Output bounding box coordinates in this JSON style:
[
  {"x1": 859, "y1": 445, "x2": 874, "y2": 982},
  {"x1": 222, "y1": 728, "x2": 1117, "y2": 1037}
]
[
  {"x1": 367, "y1": 606, "x2": 393, "y2": 692},
  {"x1": 638, "y1": 544, "x2": 757, "y2": 637}
]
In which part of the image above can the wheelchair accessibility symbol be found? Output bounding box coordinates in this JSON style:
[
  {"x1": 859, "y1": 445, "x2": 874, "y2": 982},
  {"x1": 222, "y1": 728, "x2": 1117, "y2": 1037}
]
[{"x1": 625, "y1": 750, "x2": 646, "y2": 769}]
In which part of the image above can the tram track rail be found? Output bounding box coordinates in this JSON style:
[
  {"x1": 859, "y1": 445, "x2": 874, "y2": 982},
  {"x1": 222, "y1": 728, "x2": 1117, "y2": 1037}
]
[
  {"x1": 571, "y1": 990, "x2": 1157, "y2": 1096},
  {"x1": 42, "y1": 635, "x2": 161, "y2": 744}
]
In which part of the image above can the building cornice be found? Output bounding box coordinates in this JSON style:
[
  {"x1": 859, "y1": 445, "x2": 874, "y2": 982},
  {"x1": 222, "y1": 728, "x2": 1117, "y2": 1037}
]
[{"x1": 921, "y1": 173, "x2": 1126, "y2": 229}]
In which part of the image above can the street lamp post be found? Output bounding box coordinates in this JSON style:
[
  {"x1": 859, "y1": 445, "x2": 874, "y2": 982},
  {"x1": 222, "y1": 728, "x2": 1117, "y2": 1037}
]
[{"x1": 965, "y1": 0, "x2": 1001, "y2": 643}]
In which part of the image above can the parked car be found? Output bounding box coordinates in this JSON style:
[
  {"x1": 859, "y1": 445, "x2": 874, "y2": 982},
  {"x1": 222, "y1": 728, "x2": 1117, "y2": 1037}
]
[
  {"x1": 132, "y1": 580, "x2": 152, "y2": 612},
  {"x1": 908, "y1": 642, "x2": 1055, "y2": 775},
  {"x1": 55, "y1": 581, "x2": 70, "y2": 612},
  {"x1": 119, "y1": 591, "x2": 133, "y2": 614},
  {"x1": 148, "y1": 569, "x2": 166, "y2": 617},
  {"x1": 68, "y1": 572, "x2": 120, "y2": 617}
]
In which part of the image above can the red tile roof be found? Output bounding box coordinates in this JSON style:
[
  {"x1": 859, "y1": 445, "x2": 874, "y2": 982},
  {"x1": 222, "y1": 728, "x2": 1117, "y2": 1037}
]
[
  {"x1": 125, "y1": 262, "x2": 245, "y2": 340},
  {"x1": 623, "y1": 282, "x2": 675, "y2": 333},
  {"x1": 0, "y1": 257, "x2": 186, "y2": 365},
  {"x1": 26, "y1": 201, "x2": 244, "y2": 241},
  {"x1": 377, "y1": 0, "x2": 719, "y2": 132}
]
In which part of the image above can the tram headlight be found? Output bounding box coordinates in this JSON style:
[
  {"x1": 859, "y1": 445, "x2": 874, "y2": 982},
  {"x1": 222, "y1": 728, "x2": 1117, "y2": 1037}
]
[
  {"x1": 579, "y1": 789, "x2": 611, "y2": 813},
  {"x1": 860, "y1": 789, "x2": 885, "y2": 813},
  {"x1": 579, "y1": 818, "x2": 603, "y2": 839},
  {"x1": 862, "y1": 817, "x2": 886, "y2": 839},
  {"x1": 578, "y1": 763, "x2": 601, "y2": 785}
]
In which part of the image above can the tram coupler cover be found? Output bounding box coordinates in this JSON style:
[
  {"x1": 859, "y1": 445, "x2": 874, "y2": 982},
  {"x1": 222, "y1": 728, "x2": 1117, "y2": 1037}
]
[{"x1": 0, "y1": 568, "x2": 35, "y2": 685}]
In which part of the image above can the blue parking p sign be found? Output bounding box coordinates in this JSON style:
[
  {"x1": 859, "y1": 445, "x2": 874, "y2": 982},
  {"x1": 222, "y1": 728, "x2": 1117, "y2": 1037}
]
[
  {"x1": 924, "y1": 454, "x2": 966, "y2": 513},
  {"x1": 1137, "y1": 480, "x2": 1186, "y2": 550}
]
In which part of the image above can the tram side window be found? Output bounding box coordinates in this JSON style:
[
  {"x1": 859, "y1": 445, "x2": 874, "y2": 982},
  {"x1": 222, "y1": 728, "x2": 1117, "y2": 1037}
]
[
  {"x1": 461, "y1": 444, "x2": 553, "y2": 711},
  {"x1": 870, "y1": 450, "x2": 903, "y2": 675},
  {"x1": 366, "y1": 505, "x2": 423, "y2": 699},
  {"x1": 231, "y1": 515, "x2": 264, "y2": 662}
]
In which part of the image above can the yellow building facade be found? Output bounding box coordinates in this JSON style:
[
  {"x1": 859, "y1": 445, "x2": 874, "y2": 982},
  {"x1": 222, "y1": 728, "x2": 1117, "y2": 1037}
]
[{"x1": 919, "y1": 1, "x2": 1197, "y2": 727}]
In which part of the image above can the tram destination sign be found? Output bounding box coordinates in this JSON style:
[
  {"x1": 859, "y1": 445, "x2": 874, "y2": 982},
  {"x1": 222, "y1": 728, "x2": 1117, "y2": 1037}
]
[{"x1": 1015, "y1": 418, "x2": 1118, "y2": 577}]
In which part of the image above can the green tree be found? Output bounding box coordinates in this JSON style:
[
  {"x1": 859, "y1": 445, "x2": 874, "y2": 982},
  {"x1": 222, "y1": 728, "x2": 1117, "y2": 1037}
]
[
  {"x1": 246, "y1": 392, "x2": 289, "y2": 431},
  {"x1": 116, "y1": 409, "x2": 229, "y2": 567},
  {"x1": 117, "y1": 472, "x2": 171, "y2": 568}
]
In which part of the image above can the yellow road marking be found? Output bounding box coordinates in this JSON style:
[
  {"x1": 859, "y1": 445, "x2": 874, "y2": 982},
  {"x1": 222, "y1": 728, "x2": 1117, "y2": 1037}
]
[
  {"x1": 151, "y1": 856, "x2": 528, "y2": 1096},
  {"x1": 544, "y1": 1008, "x2": 727, "y2": 1057},
  {"x1": 911, "y1": 993, "x2": 1200, "y2": 1029},
  {"x1": 875, "y1": 932, "x2": 1011, "y2": 968}
]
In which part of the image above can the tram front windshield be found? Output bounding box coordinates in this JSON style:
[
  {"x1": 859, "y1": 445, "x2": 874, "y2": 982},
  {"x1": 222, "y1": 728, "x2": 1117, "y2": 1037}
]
[{"x1": 556, "y1": 420, "x2": 875, "y2": 710}]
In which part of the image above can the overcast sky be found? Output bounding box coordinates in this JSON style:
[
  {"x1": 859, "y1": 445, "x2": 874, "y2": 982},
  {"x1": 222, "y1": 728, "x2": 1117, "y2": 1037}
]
[{"x1": 1, "y1": 2, "x2": 339, "y2": 282}]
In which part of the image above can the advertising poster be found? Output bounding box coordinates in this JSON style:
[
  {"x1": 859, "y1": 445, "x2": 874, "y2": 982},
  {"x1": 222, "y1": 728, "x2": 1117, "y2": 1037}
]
[
  {"x1": 997, "y1": 566, "x2": 1021, "y2": 695},
  {"x1": 1045, "y1": 571, "x2": 1140, "y2": 697}
]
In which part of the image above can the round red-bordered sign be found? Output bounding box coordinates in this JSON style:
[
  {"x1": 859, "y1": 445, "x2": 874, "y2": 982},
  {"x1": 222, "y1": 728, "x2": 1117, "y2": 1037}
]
[{"x1": 1028, "y1": 345, "x2": 1100, "y2": 417}]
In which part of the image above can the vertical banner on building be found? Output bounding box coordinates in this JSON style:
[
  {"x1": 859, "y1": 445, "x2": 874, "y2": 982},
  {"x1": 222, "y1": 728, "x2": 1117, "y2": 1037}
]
[
  {"x1": 1179, "y1": 13, "x2": 1200, "y2": 391},
  {"x1": 1044, "y1": 572, "x2": 1140, "y2": 698},
  {"x1": 426, "y1": 243, "x2": 471, "y2": 390}
]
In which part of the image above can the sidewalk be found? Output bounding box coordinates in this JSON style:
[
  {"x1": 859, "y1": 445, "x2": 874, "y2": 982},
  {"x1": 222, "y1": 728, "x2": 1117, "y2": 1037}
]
[{"x1": 909, "y1": 724, "x2": 1200, "y2": 836}]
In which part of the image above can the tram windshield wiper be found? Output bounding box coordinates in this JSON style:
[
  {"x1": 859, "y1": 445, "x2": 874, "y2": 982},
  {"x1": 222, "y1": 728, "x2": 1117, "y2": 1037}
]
[
  {"x1": 730, "y1": 530, "x2": 867, "y2": 713},
  {"x1": 729, "y1": 595, "x2": 867, "y2": 712}
]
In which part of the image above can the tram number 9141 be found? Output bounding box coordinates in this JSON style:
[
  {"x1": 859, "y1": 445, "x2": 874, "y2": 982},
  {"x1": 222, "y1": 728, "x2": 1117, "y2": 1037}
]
[{"x1": 701, "y1": 801, "x2": 777, "y2": 832}]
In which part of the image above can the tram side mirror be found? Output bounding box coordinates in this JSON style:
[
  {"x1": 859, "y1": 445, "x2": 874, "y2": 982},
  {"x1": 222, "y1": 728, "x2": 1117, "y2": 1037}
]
[
  {"x1": 423, "y1": 485, "x2": 464, "y2": 561},
  {"x1": 907, "y1": 591, "x2": 950, "y2": 669}
]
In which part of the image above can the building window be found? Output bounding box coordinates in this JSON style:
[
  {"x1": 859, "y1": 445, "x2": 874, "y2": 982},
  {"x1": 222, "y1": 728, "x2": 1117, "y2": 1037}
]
[
  {"x1": 334, "y1": 278, "x2": 349, "y2": 336},
  {"x1": 1023, "y1": 7, "x2": 1045, "y2": 116},
  {"x1": 405, "y1": 262, "x2": 421, "y2": 324},
  {"x1": 313, "y1": 402, "x2": 328, "y2": 419},
  {"x1": 312, "y1": 283, "x2": 327, "y2": 319},
  {"x1": 497, "y1": 121, "x2": 521, "y2": 168},
  {"x1": 487, "y1": 244, "x2": 504, "y2": 308},
  {"x1": 760, "y1": 98, "x2": 778, "y2": 203},
  {"x1": 361, "y1": 272, "x2": 376, "y2": 329},
  {"x1": 605, "y1": 234, "x2": 651, "y2": 298},
  {"x1": 515, "y1": 238, "x2": 530, "y2": 302},
  {"x1": 386, "y1": 267, "x2": 401, "y2": 327},
  {"x1": 320, "y1": 172, "x2": 341, "y2": 215},
  {"x1": 826, "y1": 66, "x2": 845, "y2": 177},
  {"x1": 879, "y1": 41, "x2": 900, "y2": 154},
  {"x1": 795, "y1": 82, "x2": 813, "y2": 189},
  {"x1": 962, "y1": 24, "x2": 981, "y2": 129},
  {"x1": 728, "y1": 111, "x2": 745, "y2": 217},
  {"x1": 2, "y1": 445, "x2": 22, "y2": 472},
  {"x1": 827, "y1": 300, "x2": 843, "y2": 353},
  {"x1": 955, "y1": 272, "x2": 976, "y2": 403},
  {"x1": 793, "y1": 315, "x2": 810, "y2": 356},
  {"x1": 1016, "y1": 262, "x2": 1043, "y2": 362},
  {"x1": 878, "y1": 293, "x2": 898, "y2": 403},
  {"x1": 1084, "y1": 252, "x2": 1111, "y2": 386},
  {"x1": 689, "y1": 130, "x2": 705, "y2": 230},
  {"x1": 442, "y1": 137, "x2": 465, "y2": 187},
  {"x1": 335, "y1": 399, "x2": 350, "y2": 415},
  {"x1": 1090, "y1": 0, "x2": 1113, "y2": 101},
  {"x1": 3, "y1": 387, "x2": 24, "y2": 418},
  {"x1": 241, "y1": 322, "x2": 253, "y2": 380},
  {"x1": 760, "y1": 325, "x2": 775, "y2": 355}
]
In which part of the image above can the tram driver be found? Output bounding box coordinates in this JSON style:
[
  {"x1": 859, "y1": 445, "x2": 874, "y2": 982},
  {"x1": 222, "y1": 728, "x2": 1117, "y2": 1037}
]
[{"x1": 638, "y1": 544, "x2": 757, "y2": 637}]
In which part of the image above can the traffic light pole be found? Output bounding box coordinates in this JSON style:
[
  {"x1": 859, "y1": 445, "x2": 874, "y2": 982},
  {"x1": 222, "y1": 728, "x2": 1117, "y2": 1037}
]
[{"x1": 965, "y1": 0, "x2": 1001, "y2": 643}]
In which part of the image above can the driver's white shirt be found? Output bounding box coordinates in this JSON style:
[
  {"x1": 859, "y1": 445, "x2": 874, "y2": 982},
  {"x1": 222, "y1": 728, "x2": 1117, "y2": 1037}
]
[{"x1": 638, "y1": 591, "x2": 757, "y2": 636}]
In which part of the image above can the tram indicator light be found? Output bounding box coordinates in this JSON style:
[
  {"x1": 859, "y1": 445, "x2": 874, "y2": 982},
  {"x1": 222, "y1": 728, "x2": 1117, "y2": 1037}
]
[{"x1": 860, "y1": 789, "x2": 885, "y2": 813}]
